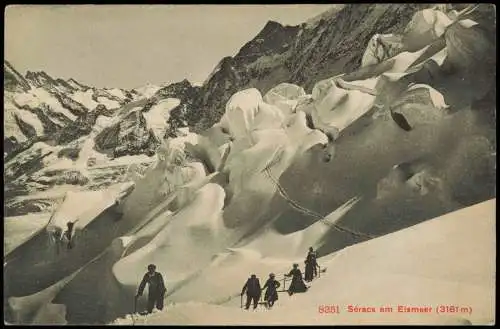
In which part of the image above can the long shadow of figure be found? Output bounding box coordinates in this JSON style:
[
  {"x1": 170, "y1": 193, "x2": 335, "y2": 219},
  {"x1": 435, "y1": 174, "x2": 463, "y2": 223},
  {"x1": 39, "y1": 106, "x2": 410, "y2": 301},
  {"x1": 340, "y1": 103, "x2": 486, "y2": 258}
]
[{"x1": 3, "y1": 204, "x2": 138, "y2": 323}]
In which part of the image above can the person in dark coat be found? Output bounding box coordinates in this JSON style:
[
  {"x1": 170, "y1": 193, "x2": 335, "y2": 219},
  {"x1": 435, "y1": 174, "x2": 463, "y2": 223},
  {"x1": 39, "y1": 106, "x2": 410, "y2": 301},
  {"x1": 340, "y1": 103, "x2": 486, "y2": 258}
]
[
  {"x1": 63, "y1": 221, "x2": 77, "y2": 249},
  {"x1": 262, "y1": 273, "x2": 281, "y2": 308},
  {"x1": 312, "y1": 247, "x2": 319, "y2": 278},
  {"x1": 241, "y1": 274, "x2": 261, "y2": 310},
  {"x1": 285, "y1": 263, "x2": 308, "y2": 296},
  {"x1": 136, "y1": 264, "x2": 167, "y2": 314},
  {"x1": 304, "y1": 247, "x2": 319, "y2": 282},
  {"x1": 113, "y1": 200, "x2": 124, "y2": 220}
]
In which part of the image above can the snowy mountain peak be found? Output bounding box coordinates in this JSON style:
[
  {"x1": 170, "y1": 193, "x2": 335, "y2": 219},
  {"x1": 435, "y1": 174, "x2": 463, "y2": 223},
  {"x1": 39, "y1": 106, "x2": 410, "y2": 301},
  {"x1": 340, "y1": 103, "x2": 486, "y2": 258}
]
[
  {"x1": 3, "y1": 61, "x2": 147, "y2": 162},
  {"x1": 261, "y1": 19, "x2": 286, "y2": 31},
  {"x1": 155, "y1": 79, "x2": 196, "y2": 99},
  {"x1": 24, "y1": 70, "x2": 80, "y2": 94},
  {"x1": 132, "y1": 83, "x2": 162, "y2": 99},
  {"x1": 25, "y1": 70, "x2": 56, "y2": 88}
]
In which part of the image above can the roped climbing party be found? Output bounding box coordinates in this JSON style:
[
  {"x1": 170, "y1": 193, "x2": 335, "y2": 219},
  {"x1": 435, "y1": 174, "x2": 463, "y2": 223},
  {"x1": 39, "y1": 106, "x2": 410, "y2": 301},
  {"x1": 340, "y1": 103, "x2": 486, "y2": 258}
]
[
  {"x1": 240, "y1": 246, "x2": 324, "y2": 310},
  {"x1": 131, "y1": 248, "x2": 323, "y2": 315}
]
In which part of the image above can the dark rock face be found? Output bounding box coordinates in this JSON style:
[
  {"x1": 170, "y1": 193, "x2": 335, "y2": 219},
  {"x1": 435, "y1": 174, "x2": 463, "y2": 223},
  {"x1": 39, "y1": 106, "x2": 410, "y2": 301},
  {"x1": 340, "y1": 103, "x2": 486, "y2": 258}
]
[
  {"x1": 67, "y1": 78, "x2": 91, "y2": 91},
  {"x1": 94, "y1": 109, "x2": 160, "y2": 157},
  {"x1": 4, "y1": 199, "x2": 54, "y2": 217},
  {"x1": 9, "y1": 100, "x2": 69, "y2": 141},
  {"x1": 57, "y1": 111, "x2": 98, "y2": 145},
  {"x1": 155, "y1": 79, "x2": 198, "y2": 100},
  {"x1": 152, "y1": 79, "x2": 202, "y2": 137},
  {"x1": 13, "y1": 114, "x2": 37, "y2": 139},
  {"x1": 4, "y1": 147, "x2": 53, "y2": 182},
  {"x1": 57, "y1": 146, "x2": 81, "y2": 161},
  {"x1": 25, "y1": 70, "x2": 94, "y2": 95},
  {"x1": 51, "y1": 91, "x2": 89, "y2": 117},
  {"x1": 55, "y1": 170, "x2": 90, "y2": 186},
  {"x1": 94, "y1": 124, "x2": 120, "y2": 151},
  {"x1": 235, "y1": 20, "x2": 301, "y2": 64},
  {"x1": 4, "y1": 139, "x2": 35, "y2": 164},
  {"x1": 165, "y1": 103, "x2": 190, "y2": 139},
  {"x1": 26, "y1": 70, "x2": 64, "y2": 89},
  {"x1": 29, "y1": 104, "x2": 68, "y2": 134},
  {"x1": 57, "y1": 105, "x2": 112, "y2": 145},
  {"x1": 4, "y1": 61, "x2": 31, "y2": 92},
  {"x1": 4, "y1": 137, "x2": 20, "y2": 156},
  {"x1": 288, "y1": 4, "x2": 427, "y2": 90},
  {"x1": 91, "y1": 88, "x2": 126, "y2": 107}
]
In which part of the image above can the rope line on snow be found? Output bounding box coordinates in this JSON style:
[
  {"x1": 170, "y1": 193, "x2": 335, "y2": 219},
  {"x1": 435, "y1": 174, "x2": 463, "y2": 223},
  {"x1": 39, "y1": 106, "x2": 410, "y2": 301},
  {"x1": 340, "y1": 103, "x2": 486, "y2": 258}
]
[
  {"x1": 220, "y1": 267, "x2": 332, "y2": 308},
  {"x1": 241, "y1": 121, "x2": 376, "y2": 240},
  {"x1": 213, "y1": 274, "x2": 294, "y2": 307},
  {"x1": 262, "y1": 166, "x2": 376, "y2": 239},
  {"x1": 241, "y1": 127, "x2": 376, "y2": 240}
]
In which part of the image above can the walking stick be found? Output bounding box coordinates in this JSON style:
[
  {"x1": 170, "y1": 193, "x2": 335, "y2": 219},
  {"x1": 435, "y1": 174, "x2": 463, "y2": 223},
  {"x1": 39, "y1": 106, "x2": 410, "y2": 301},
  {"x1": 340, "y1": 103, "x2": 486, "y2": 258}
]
[
  {"x1": 240, "y1": 294, "x2": 243, "y2": 309},
  {"x1": 132, "y1": 295, "x2": 138, "y2": 326}
]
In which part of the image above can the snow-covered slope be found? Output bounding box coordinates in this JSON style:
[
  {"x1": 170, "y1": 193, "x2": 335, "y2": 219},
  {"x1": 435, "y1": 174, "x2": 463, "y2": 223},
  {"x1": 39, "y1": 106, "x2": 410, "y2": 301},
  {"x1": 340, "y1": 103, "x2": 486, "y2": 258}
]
[
  {"x1": 113, "y1": 199, "x2": 495, "y2": 325},
  {"x1": 142, "y1": 98, "x2": 181, "y2": 140},
  {"x1": 4, "y1": 213, "x2": 52, "y2": 257}
]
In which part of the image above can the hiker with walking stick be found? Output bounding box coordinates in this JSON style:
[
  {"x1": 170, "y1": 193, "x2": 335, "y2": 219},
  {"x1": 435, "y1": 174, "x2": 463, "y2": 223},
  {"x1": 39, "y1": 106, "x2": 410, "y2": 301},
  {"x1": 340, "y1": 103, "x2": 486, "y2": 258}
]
[
  {"x1": 135, "y1": 264, "x2": 167, "y2": 314},
  {"x1": 62, "y1": 220, "x2": 79, "y2": 250},
  {"x1": 241, "y1": 274, "x2": 261, "y2": 310},
  {"x1": 305, "y1": 247, "x2": 319, "y2": 281}
]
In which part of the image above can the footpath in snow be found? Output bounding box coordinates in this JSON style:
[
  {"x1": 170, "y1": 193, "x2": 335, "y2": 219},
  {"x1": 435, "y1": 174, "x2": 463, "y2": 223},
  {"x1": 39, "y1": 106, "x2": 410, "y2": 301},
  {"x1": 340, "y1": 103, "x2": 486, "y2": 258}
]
[{"x1": 113, "y1": 199, "x2": 495, "y2": 325}]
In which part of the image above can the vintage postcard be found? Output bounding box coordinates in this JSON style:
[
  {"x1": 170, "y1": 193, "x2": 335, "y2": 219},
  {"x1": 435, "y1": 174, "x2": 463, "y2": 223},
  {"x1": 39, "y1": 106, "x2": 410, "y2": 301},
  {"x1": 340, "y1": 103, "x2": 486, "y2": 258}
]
[{"x1": 3, "y1": 4, "x2": 496, "y2": 325}]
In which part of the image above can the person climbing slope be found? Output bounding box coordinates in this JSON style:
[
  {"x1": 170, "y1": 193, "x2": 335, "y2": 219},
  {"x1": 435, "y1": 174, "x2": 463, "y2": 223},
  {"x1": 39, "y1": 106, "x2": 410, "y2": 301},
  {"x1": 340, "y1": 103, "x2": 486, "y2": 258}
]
[
  {"x1": 284, "y1": 263, "x2": 308, "y2": 296},
  {"x1": 262, "y1": 273, "x2": 281, "y2": 309},
  {"x1": 241, "y1": 274, "x2": 261, "y2": 310},
  {"x1": 136, "y1": 264, "x2": 167, "y2": 314},
  {"x1": 304, "y1": 247, "x2": 319, "y2": 282},
  {"x1": 62, "y1": 221, "x2": 77, "y2": 250}
]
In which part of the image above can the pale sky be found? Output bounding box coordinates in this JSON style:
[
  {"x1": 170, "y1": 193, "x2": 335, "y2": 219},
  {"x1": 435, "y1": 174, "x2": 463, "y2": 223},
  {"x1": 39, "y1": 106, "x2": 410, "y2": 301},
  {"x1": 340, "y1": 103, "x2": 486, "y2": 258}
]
[{"x1": 5, "y1": 5, "x2": 333, "y2": 89}]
